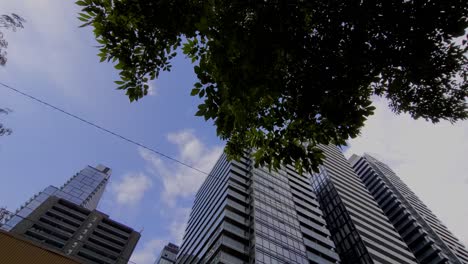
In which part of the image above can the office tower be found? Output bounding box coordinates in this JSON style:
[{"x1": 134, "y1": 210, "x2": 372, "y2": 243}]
[
  {"x1": 178, "y1": 152, "x2": 340, "y2": 264},
  {"x1": 155, "y1": 243, "x2": 179, "y2": 264},
  {"x1": 2, "y1": 164, "x2": 111, "y2": 231},
  {"x1": 8, "y1": 196, "x2": 140, "y2": 264},
  {"x1": 58, "y1": 164, "x2": 111, "y2": 210},
  {"x1": 350, "y1": 154, "x2": 468, "y2": 264},
  {"x1": 0, "y1": 229, "x2": 80, "y2": 264},
  {"x1": 310, "y1": 145, "x2": 418, "y2": 264}
]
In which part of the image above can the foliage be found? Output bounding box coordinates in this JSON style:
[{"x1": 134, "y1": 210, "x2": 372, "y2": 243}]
[
  {"x1": 77, "y1": 0, "x2": 468, "y2": 173},
  {"x1": 0, "y1": 13, "x2": 25, "y2": 66},
  {"x1": 0, "y1": 14, "x2": 23, "y2": 137},
  {"x1": 0, "y1": 108, "x2": 12, "y2": 137}
]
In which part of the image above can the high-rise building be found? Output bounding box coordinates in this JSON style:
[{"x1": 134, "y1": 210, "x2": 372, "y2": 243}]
[
  {"x1": 350, "y1": 154, "x2": 468, "y2": 264},
  {"x1": 155, "y1": 243, "x2": 179, "y2": 264},
  {"x1": 8, "y1": 196, "x2": 140, "y2": 264},
  {"x1": 177, "y1": 152, "x2": 340, "y2": 264},
  {"x1": 311, "y1": 145, "x2": 418, "y2": 264},
  {"x1": 2, "y1": 164, "x2": 111, "y2": 231}
]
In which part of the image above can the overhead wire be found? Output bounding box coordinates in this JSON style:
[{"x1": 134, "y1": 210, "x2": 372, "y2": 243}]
[
  {"x1": 0, "y1": 81, "x2": 250, "y2": 263},
  {"x1": 0, "y1": 81, "x2": 233, "y2": 183}
]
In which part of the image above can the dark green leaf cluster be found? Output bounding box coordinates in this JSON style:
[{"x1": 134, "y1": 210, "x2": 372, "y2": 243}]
[
  {"x1": 0, "y1": 108, "x2": 12, "y2": 137},
  {"x1": 77, "y1": 0, "x2": 468, "y2": 173}
]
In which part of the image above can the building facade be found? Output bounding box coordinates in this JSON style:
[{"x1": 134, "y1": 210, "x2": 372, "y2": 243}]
[
  {"x1": 177, "y1": 152, "x2": 340, "y2": 264},
  {"x1": 155, "y1": 243, "x2": 179, "y2": 264},
  {"x1": 311, "y1": 145, "x2": 418, "y2": 264},
  {"x1": 2, "y1": 164, "x2": 111, "y2": 231},
  {"x1": 9, "y1": 196, "x2": 140, "y2": 264},
  {"x1": 350, "y1": 154, "x2": 468, "y2": 264}
]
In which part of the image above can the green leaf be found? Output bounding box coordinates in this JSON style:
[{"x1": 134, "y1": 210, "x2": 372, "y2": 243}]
[
  {"x1": 79, "y1": 21, "x2": 92, "y2": 28},
  {"x1": 115, "y1": 62, "x2": 124, "y2": 70},
  {"x1": 77, "y1": 0, "x2": 468, "y2": 174},
  {"x1": 191, "y1": 88, "x2": 200, "y2": 96},
  {"x1": 199, "y1": 89, "x2": 205, "y2": 98},
  {"x1": 196, "y1": 16, "x2": 208, "y2": 32},
  {"x1": 79, "y1": 13, "x2": 91, "y2": 19},
  {"x1": 195, "y1": 104, "x2": 207, "y2": 116}
]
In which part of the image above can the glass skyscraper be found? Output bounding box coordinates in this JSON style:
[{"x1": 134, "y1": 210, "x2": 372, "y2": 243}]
[
  {"x1": 177, "y1": 146, "x2": 468, "y2": 264},
  {"x1": 1, "y1": 164, "x2": 141, "y2": 264},
  {"x1": 177, "y1": 152, "x2": 340, "y2": 264},
  {"x1": 2, "y1": 164, "x2": 111, "y2": 231},
  {"x1": 350, "y1": 154, "x2": 468, "y2": 264},
  {"x1": 311, "y1": 145, "x2": 418, "y2": 264}
]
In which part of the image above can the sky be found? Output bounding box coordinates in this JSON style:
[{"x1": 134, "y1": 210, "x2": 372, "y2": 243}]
[{"x1": 0, "y1": 1, "x2": 466, "y2": 263}]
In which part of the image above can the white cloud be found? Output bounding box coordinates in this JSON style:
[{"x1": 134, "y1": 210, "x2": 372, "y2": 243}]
[
  {"x1": 167, "y1": 130, "x2": 204, "y2": 161},
  {"x1": 168, "y1": 207, "x2": 191, "y2": 245},
  {"x1": 345, "y1": 98, "x2": 468, "y2": 247},
  {"x1": 1, "y1": 0, "x2": 90, "y2": 95},
  {"x1": 129, "y1": 207, "x2": 189, "y2": 264},
  {"x1": 112, "y1": 173, "x2": 152, "y2": 206},
  {"x1": 130, "y1": 239, "x2": 165, "y2": 264},
  {"x1": 139, "y1": 129, "x2": 223, "y2": 206},
  {"x1": 147, "y1": 82, "x2": 157, "y2": 96}
]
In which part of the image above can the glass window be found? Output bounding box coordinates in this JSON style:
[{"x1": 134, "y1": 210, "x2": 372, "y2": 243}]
[
  {"x1": 44, "y1": 186, "x2": 58, "y2": 195},
  {"x1": 7, "y1": 215, "x2": 22, "y2": 226},
  {"x1": 36, "y1": 193, "x2": 50, "y2": 202},
  {"x1": 17, "y1": 208, "x2": 33, "y2": 218},
  {"x1": 27, "y1": 199, "x2": 42, "y2": 210}
]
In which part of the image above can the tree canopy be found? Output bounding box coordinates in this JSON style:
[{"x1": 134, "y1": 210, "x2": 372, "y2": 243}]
[
  {"x1": 0, "y1": 13, "x2": 25, "y2": 66},
  {"x1": 0, "y1": 14, "x2": 24, "y2": 137},
  {"x1": 76, "y1": 0, "x2": 467, "y2": 173},
  {"x1": 0, "y1": 108, "x2": 12, "y2": 137}
]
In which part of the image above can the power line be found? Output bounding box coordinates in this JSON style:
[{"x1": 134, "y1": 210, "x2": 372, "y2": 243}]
[
  {"x1": 0, "y1": 81, "x2": 213, "y2": 176},
  {"x1": 0, "y1": 81, "x2": 243, "y2": 263}
]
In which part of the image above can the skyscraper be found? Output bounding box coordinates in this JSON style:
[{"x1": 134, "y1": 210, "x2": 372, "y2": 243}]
[
  {"x1": 1, "y1": 164, "x2": 141, "y2": 264},
  {"x1": 2, "y1": 164, "x2": 111, "y2": 231},
  {"x1": 8, "y1": 196, "x2": 140, "y2": 264},
  {"x1": 350, "y1": 154, "x2": 468, "y2": 264},
  {"x1": 155, "y1": 243, "x2": 179, "y2": 264},
  {"x1": 311, "y1": 145, "x2": 418, "y2": 264},
  {"x1": 177, "y1": 152, "x2": 340, "y2": 263}
]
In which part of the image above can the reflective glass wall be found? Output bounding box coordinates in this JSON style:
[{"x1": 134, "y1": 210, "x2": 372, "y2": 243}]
[{"x1": 2, "y1": 165, "x2": 110, "y2": 231}]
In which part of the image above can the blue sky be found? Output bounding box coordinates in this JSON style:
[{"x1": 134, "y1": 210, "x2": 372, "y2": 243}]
[{"x1": 1, "y1": 1, "x2": 467, "y2": 263}]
